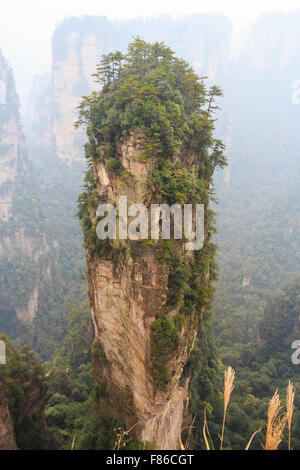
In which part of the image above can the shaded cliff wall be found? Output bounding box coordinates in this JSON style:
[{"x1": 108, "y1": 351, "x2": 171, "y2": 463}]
[
  {"x1": 0, "y1": 53, "x2": 28, "y2": 221},
  {"x1": 0, "y1": 52, "x2": 58, "y2": 329}
]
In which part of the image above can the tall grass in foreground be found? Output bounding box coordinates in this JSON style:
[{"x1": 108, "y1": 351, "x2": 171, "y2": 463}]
[
  {"x1": 220, "y1": 366, "x2": 235, "y2": 450},
  {"x1": 265, "y1": 389, "x2": 287, "y2": 450},
  {"x1": 286, "y1": 380, "x2": 295, "y2": 450},
  {"x1": 114, "y1": 369, "x2": 296, "y2": 450},
  {"x1": 199, "y1": 367, "x2": 295, "y2": 451}
]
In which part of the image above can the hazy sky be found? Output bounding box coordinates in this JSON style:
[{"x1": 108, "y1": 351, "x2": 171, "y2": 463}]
[{"x1": 0, "y1": 0, "x2": 300, "y2": 110}]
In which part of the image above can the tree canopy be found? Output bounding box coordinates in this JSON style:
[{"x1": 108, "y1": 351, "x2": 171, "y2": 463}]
[{"x1": 76, "y1": 37, "x2": 226, "y2": 177}]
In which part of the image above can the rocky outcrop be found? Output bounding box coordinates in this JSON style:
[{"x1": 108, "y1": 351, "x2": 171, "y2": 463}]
[
  {"x1": 85, "y1": 131, "x2": 207, "y2": 449},
  {"x1": 0, "y1": 53, "x2": 29, "y2": 221},
  {"x1": 90, "y1": 256, "x2": 188, "y2": 448},
  {"x1": 0, "y1": 52, "x2": 56, "y2": 325}
]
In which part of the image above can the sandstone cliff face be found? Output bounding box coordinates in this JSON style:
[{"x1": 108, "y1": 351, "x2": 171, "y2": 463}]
[
  {"x1": 52, "y1": 32, "x2": 95, "y2": 162},
  {"x1": 0, "y1": 52, "x2": 55, "y2": 325},
  {"x1": 90, "y1": 257, "x2": 189, "y2": 448},
  {"x1": 86, "y1": 132, "x2": 203, "y2": 449},
  {"x1": 0, "y1": 54, "x2": 28, "y2": 222}
]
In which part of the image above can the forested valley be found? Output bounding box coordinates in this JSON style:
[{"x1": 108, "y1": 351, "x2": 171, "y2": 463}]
[{"x1": 1, "y1": 11, "x2": 300, "y2": 450}]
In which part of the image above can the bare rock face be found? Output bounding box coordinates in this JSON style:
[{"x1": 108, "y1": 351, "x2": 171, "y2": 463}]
[
  {"x1": 90, "y1": 254, "x2": 191, "y2": 448},
  {"x1": 52, "y1": 32, "x2": 92, "y2": 162},
  {"x1": 86, "y1": 132, "x2": 202, "y2": 449}
]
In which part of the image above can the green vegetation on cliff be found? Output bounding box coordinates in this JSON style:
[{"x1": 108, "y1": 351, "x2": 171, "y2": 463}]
[
  {"x1": 76, "y1": 37, "x2": 226, "y2": 173},
  {"x1": 77, "y1": 37, "x2": 226, "y2": 447},
  {"x1": 0, "y1": 334, "x2": 49, "y2": 449},
  {"x1": 44, "y1": 301, "x2": 94, "y2": 449}
]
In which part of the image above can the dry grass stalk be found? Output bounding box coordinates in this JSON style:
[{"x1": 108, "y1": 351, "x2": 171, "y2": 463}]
[
  {"x1": 179, "y1": 424, "x2": 194, "y2": 451},
  {"x1": 220, "y1": 366, "x2": 235, "y2": 450},
  {"x1": 113, "y1": 422, "x2": 138, "y2": 450},
  {"x1": 179, "y1": 438, "x2": 185, "y2": 450},
  {"x1": 203, "y1": 408, "x2": 211, "y2": 450},
  {"x1": 265, "y1": 389, "x2": 287, "y2": 450},
  {"x1": 286, "y1": 381, "x2": 295, "y2": 450},
  {"x1": 245, "y1": 428, "x2": 261, "y2": 450}
]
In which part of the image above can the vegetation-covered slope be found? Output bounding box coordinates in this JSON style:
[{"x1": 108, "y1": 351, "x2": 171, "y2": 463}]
[
  {"x1": 207, "y1": 277, "x2": 300, "y2": 450},
  {"x1": 0, "y1": 335, "x2": 49, "y2": 449}
]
